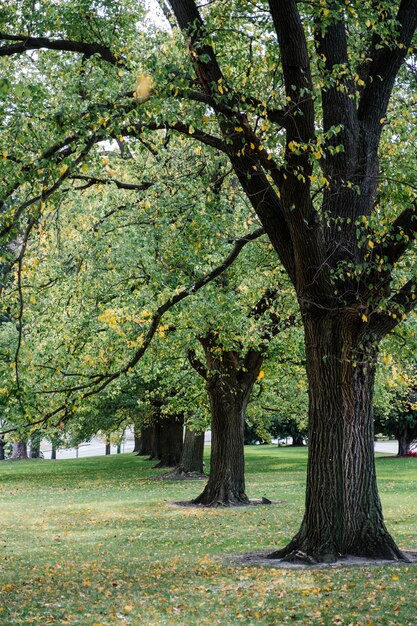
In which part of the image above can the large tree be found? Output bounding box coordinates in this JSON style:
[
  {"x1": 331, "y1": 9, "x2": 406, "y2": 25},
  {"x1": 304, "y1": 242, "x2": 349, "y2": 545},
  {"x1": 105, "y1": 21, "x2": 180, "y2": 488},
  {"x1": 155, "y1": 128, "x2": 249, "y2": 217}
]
[
  {"x1": 2, "y1": 0, "x2": 417, "y2": 562},
  {"x1": 164, "y1": 0, "x2": 417, "y2": 561}
]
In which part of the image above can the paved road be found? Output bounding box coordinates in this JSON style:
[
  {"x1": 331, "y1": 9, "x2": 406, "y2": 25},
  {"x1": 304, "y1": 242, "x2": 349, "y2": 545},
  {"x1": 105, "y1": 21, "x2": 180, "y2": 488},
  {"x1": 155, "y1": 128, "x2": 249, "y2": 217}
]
[{"x1": 39, "y1": 434, "x2": 399, "y2": 460}]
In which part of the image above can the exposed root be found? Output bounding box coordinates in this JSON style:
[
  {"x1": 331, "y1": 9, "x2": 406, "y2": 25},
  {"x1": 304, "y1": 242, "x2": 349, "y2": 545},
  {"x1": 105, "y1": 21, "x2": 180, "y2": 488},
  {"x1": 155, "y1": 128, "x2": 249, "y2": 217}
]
[
  {"x1": 191, "y1": 495, "x2": 251, "y2": 507},
  {"x1": 268, "y1": 537, "x2": 410, "y2": 565}
]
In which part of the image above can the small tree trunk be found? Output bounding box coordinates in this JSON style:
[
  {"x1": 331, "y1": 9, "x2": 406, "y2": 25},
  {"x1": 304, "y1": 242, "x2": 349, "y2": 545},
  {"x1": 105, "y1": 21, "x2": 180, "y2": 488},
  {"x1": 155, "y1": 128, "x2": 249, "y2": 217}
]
[
  {"x1": 270, "y1": 313, "x2": 404, "y2": 563},
  {"x1": 291, "y1": 432, "x2": 305, "y2": 446},
  {"x1": 133, "y1": 427, "x2": 141, "y2": 453},
  {"x1": 11, "y1": 441, "x2": 28, "y2": 460},
  {"x1": 397, "y1": 430, "x2": 412, "y2": 457},
  {"x1": 105, "y1": 438, "x2": 111, "y2": 455},
  {"x1": 51, "y1": 443, "x2": 56, "y2": 460},
  {"x1": 30, "y1": 432, "x2": 42, "y2": 458},
  {"x1": 0, "y1": 439, "x2": 5, "y2": 461},
  {"x1": 192, "y1": 340, "x2": 263, "y2": 506},
  {"x1": 153, "y1": 415, "x2": 184, "y2": 468}
]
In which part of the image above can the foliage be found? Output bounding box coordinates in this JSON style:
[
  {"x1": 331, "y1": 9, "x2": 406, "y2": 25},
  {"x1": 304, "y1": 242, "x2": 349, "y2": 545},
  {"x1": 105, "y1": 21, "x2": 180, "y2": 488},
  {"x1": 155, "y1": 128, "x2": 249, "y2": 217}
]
[{"x1": 374, "y1": 324, "x2": 417, "y2": 452}]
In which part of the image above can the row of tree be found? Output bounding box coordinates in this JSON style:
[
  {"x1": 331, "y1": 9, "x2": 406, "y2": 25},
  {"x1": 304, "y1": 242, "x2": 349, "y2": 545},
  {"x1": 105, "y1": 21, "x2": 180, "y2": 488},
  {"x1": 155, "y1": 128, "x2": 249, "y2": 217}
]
[{"x1": 1, "y1": 0, "x2": 417, "y2": 562}]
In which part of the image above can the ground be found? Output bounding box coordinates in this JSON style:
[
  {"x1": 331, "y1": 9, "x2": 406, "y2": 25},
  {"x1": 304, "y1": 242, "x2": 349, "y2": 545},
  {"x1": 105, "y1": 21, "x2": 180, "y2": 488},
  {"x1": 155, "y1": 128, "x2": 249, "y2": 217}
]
[{"x1": 0, "y1": 447, "x2": 416, "y2": 625}]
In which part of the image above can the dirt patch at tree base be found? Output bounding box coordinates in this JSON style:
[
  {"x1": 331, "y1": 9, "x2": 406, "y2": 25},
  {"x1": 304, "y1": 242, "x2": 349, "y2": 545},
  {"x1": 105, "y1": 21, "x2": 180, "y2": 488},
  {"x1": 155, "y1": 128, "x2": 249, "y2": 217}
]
[
  {"x1": 223, "y1": 550, "x2": 417, "y2": 570},
  {"x1": 172, "y1": 498, "x2": 283, "y2": 508}
]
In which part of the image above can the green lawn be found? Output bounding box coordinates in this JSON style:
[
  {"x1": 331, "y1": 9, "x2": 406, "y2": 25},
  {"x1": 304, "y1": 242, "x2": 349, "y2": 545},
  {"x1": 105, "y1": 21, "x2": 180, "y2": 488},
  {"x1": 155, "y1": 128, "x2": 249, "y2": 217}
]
[{"x1": 0, "y1": 447, "x2": 416, "y2": 625}]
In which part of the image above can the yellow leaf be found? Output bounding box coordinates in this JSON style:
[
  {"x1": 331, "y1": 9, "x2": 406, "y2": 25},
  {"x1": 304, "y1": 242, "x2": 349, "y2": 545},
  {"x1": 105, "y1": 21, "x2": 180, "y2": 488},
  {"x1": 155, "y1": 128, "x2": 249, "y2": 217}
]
[
  {"x1": 257, "y1": 370, "x2": 265, "y2": 380},
  {"x1": 361, "y1": 314, "x2": 368, "y2": 323},
  {"x1": 234, "y1": 126, "x2": 243, "y2": 132},
  {"x1": 133, "y1": 73, "x2": 154, "y2": 102},
  {"x1": 368, "y1": 240, "x2": 374, "y2": 249}
]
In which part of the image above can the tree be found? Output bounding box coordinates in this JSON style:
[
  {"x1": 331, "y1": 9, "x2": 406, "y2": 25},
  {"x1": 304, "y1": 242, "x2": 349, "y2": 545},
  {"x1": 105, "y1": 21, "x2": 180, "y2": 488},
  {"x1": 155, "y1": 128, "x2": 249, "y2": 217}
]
[
  {"x1": 3, "y1": 0, "x2": 417, "y2": 562},
  {"x1": 186, "y1": 285, "x2": 295, "y2": 505},
  {"x1": 165, "y1": 0, "x2": 417, "y2": 561},
  {"x1": 374, "y1": 331, "x2": 417, "y2": 456}
]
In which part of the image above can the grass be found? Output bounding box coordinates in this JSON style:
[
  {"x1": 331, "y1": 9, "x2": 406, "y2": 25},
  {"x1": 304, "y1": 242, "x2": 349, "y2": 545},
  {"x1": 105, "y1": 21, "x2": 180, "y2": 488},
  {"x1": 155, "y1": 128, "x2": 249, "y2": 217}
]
[{"x1": 0, "y1": 447, "x2": 416, "y2": 625}]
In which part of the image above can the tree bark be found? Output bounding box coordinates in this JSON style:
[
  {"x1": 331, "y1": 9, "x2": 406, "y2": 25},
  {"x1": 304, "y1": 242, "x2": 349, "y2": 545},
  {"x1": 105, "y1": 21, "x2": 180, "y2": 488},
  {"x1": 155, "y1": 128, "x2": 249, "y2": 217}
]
[
  {"x1": 0, "y1": 438, "x2": 5, "y2": 461},
  {"x1": 136, "y1": 426, "x2": 155, "y2": 456},
  {"x1": 105, "y1": 438, "x2": 111, "y2": 455},
  {"x1": 177, "y1": 428, "x2": 205, "y2": 475},
  {"x1": 10, "y1": 441, "x2": 28, "y2": 460},
  {"x1": 133, "y1": 427, "x2": 141, "y2": 453},
  {"x1": 180, "y1": 429, "x2": 205, "y2": 474},
  {"x1": 51, "y1": 443, "x2": 56, "y2": 460},
  {"x1": 153, "y1": 414, "x2": 184, "y2": 468},
  {"x1": 192, "y1": 340, "x2": 263, "y2": 506},
  {"x1": 291, "y1": 432, "x2": 305, "y2": 446},
  {"x1": 395, "y1": 426, "x2": 417, "y2": 457},
  {"x1": 269, "y1": 312, "x2": 405, "y2": 563}
]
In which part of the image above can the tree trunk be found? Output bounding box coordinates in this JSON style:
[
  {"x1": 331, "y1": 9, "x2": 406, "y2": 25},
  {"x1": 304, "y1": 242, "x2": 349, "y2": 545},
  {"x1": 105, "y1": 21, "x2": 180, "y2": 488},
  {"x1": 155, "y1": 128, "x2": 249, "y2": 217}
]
[
  {"x1": 51, "y1": 443, "x2": 56, "y2": 460},
  {"x1": 180, "y1": 429, "x2": 205, "y2": 474},
  {"x1": 133, "y1": 427, "x2": 141, "y2": 453},
  {"x1": 10, "y1": 441, "x2": 28, "y2": 460},
  {"x1": 194, "y1": 383, "x2": 248, "y2": 506},
  {"x1": 136, "y1": 426, "x2": 155, "y2": 457},
  {"x1": 396, "y1": 428, "x2": 416, "y2": 457},
  {"x1": 192, "y1": 342, "x2": 263, "y2": 506},
  {"x1": 105, "y1": 438, "x2": 111, "y2": 455},
  {"x1": 270, "y1": 313, "x2": 405, "y2": 563},
  {"x1": 153, "y1": 415, "x2": 184, "y2": 468},
  {"x1": 0, "y1": 439, "x2": 4, "y2": 461},
  {"x1": 291, "y1": 432, "x2": 305, "y2": 446},
  {"x1": 30, "y1": 432, "x2": 42, "y2": 458}
]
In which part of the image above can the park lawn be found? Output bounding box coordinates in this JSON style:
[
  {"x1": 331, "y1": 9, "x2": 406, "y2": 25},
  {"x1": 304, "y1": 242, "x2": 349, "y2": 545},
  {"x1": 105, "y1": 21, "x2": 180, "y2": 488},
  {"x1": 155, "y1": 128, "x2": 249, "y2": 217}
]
[{"x1": 0, "y1": 447, "x2": 416, "y2": 626}]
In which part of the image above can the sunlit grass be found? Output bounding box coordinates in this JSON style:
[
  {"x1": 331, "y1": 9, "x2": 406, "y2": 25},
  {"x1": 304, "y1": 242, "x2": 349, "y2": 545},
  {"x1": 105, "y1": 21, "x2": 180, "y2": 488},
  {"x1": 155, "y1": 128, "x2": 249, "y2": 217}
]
[{"x1": 0, "y1": 447, "x2": 416, "y2": 625}]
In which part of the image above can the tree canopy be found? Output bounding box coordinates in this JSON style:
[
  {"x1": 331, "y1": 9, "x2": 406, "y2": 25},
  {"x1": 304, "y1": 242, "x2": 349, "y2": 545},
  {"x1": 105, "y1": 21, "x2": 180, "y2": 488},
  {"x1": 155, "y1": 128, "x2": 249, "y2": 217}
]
[{"x1": 1, "y1": 0, "x2": 417, "y2": 563}]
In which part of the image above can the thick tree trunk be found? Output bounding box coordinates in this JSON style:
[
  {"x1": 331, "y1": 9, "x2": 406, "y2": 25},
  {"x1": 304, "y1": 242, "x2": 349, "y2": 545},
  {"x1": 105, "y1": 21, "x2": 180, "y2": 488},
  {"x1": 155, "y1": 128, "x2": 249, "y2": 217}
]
[
  {"x1": 270, "y1": 313, "x2": 405, "y2": 563},
  {"x1": 179, "y1": 429, "x2": 205, "y2": 474},
  {"x1": 11, "y1": 441, "x2": 28, "y2": 460},
  {"x1": 193, "y1": 382, "x2": 249, "y2": 505},
  {"x1": 136, "y1": 426, "x2": 155, "y2": 457},
  {"x1": 153, "y1": 415, "x2": 184, "y2": 468},
  {"x1": 192, "y1": 344, "x2": 262, "y2": 506}
]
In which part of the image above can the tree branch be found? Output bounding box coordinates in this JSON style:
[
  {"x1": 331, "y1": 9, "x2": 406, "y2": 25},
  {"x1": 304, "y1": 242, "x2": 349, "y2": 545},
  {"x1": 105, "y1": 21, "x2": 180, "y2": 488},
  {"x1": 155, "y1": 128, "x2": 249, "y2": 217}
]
[
  {"x1": 69, "y1": 174, "x2": 154, "y2": 192},
  {"x1": 357, "y1": 0, "x2": 417, "y2": 129},
  {"x1": 187, "y1": 348, "x2": 208, "y2": 380},
  {"x1": 371, "y1": 279, "x2": 417, "y2": 336},
  {"x1": 374, "y1": 200, "x2": 417, "y2": 266},
  {"x1": 0, "y1": 227, "x2": 266, "y2": 435},
  {"x1": 0, "y1": 33, "x2": 118, "y2": 64},
  {"x1": 267, "y1": 0, "x2": 315, "y2": 146}
]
